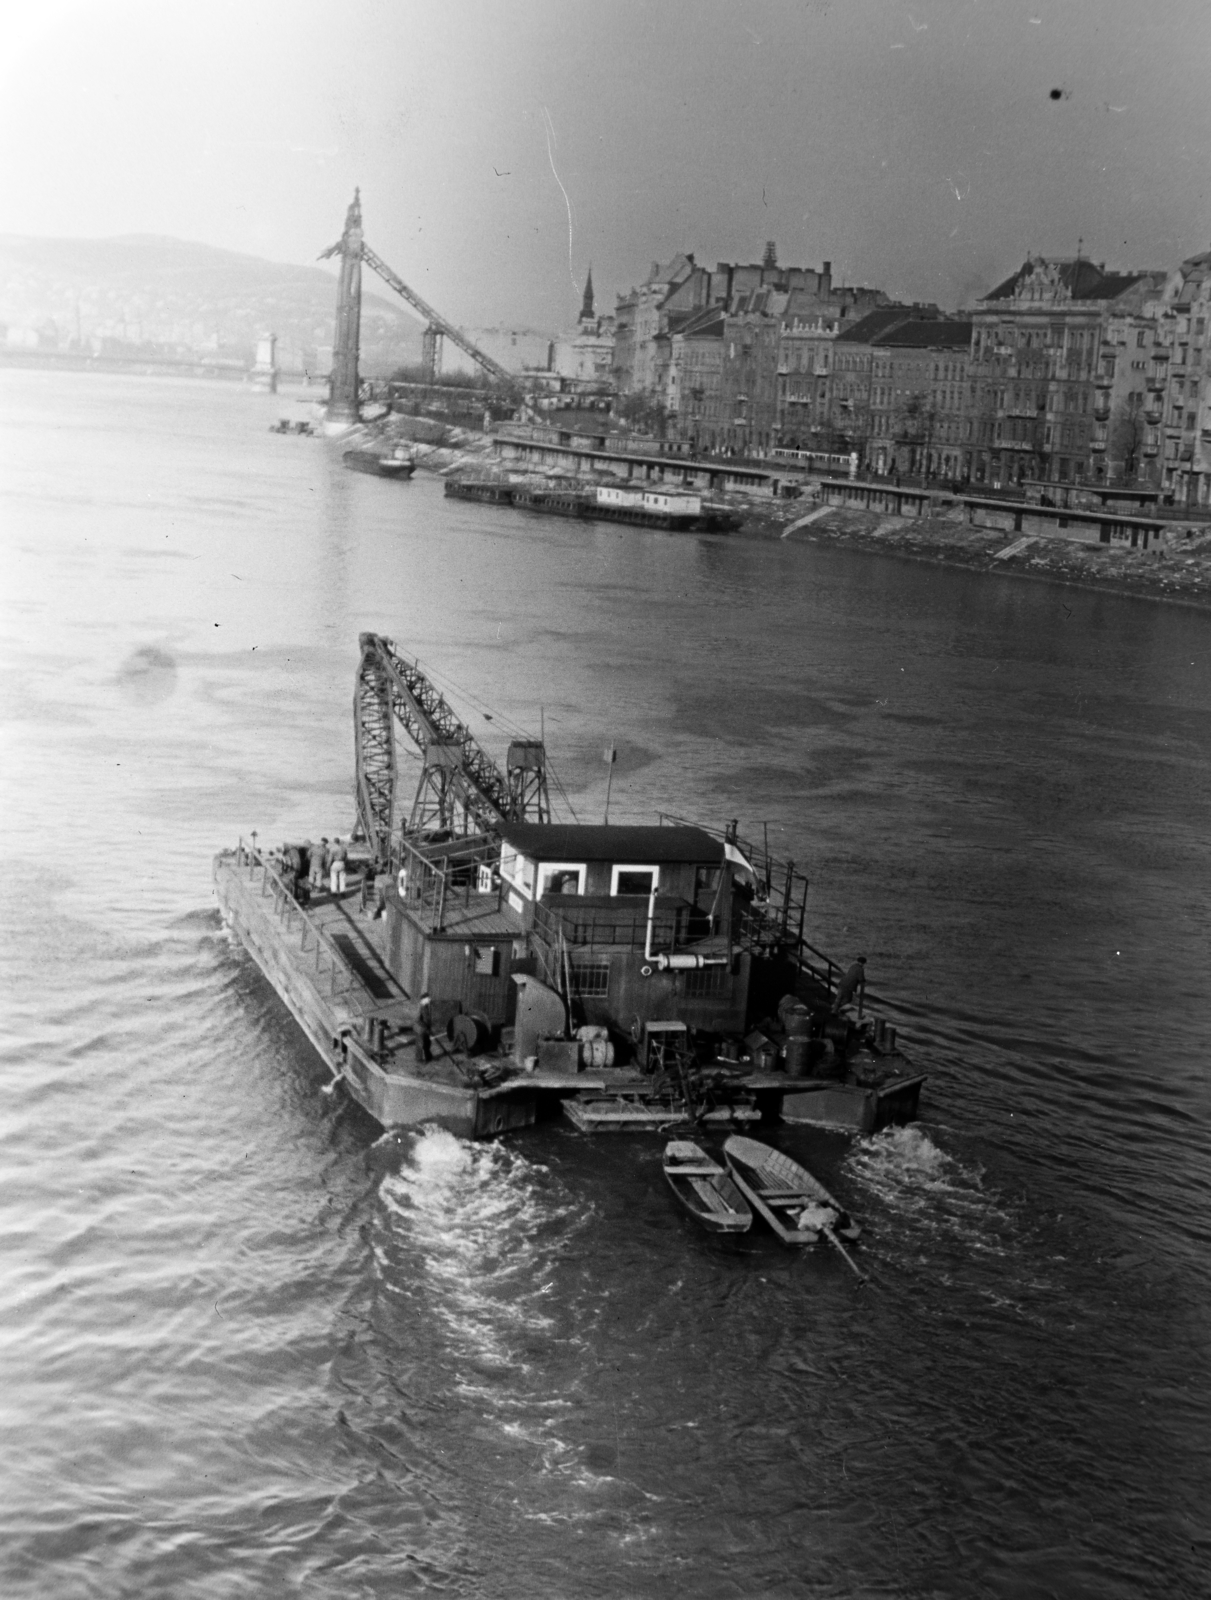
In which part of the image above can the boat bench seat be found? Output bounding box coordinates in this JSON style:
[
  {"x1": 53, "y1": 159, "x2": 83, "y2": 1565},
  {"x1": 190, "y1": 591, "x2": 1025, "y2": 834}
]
[{"x1": 689, "y1": 1177, "x2": 734, "y2": 1214}]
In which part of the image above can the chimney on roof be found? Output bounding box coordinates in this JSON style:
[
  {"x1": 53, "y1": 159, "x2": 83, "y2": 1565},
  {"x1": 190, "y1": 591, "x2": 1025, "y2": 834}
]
[
  {"x1": 821, "y1": 260, "x2": 832, "y2": 296},
  {"x1": 763, "y1": 240, "x2": 777, "y2": 270}
]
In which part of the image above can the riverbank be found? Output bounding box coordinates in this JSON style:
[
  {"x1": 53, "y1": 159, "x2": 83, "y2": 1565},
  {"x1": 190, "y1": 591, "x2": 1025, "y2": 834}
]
[
  {"x1": 740, "y1": 497, "x2": 1211, "y2": 610},
  {"x1": 354, "y1": 415, "x2": 1211, "y2": 611}
]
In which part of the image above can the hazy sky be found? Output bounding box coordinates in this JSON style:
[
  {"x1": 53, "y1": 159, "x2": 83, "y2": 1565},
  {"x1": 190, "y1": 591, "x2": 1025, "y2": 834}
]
[{"x1": 1, "y1": 0, "x2": 1208, "y2": 331}]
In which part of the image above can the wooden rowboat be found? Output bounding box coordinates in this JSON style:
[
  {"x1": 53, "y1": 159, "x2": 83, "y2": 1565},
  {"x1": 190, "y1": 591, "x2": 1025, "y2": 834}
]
[
  {"x1": 723, "y1": 1135, "x2": 861, "y2": 1249},
  {"x1": 662, "y1": 1140, "x2": 753, "y2": 1234}
]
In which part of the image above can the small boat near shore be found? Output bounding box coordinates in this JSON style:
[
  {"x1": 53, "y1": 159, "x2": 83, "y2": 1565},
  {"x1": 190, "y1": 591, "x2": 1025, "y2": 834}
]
[
  {"x1": 663, "y1": 1140, "x2": 752, "y2": 1233},
  {"x1": 344, "y1": 445, "x2": 416, "y2": 479},
  {"x1": 723, "y1": 1135, "x2": 861, "y2": 1249}
]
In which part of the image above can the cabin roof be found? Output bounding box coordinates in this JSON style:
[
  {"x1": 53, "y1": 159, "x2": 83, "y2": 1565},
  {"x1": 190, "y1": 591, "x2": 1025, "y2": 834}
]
[{"x1": 499, "y1": 823, "x2": 724, "y2": 865}]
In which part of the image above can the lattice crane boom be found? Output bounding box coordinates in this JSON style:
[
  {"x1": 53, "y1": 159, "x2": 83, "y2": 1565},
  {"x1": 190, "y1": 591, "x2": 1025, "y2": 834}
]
[
  {"x1": 358, "y1": 243, "x2": 516, "y2": 387},
  {"x1": 354, "y1": 633, "x2": 549, "y2": 864}
]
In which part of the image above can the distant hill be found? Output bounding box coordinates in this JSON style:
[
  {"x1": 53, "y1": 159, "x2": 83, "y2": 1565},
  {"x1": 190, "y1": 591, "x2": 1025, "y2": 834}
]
[{"x1": 0, "y1": 233, "x2": 428, "y2": 375}]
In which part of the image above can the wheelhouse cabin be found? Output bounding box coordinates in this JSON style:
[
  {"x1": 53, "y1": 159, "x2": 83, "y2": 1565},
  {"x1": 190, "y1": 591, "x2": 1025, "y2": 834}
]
[
  {"x1": 498, "y1": 823, "x2": 751, "y2": 1037},
  {"x1": 381, "y1": 822, "x2": 756, "y2": 1041}
]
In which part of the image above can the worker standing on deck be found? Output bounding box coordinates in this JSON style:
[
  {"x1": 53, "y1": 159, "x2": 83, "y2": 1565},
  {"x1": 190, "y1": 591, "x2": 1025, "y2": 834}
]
[
  {"x1": 832, "y1": 955, "x2": 867, "y2": 1016},
  {"x1": 417, "y1": 992, "x2": 432, "y2": 1063},
  {"x1": 329, "y1": 837, "x2": 348, "y2": 894},
  {"x1": 311, "y1": 837, "x2": 330, "y2": 893}
]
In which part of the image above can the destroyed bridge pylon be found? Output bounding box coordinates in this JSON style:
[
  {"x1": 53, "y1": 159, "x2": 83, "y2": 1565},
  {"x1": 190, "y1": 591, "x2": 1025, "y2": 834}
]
[{"x1": 320, "y1": 192, "x2": 516, "y2": 428}]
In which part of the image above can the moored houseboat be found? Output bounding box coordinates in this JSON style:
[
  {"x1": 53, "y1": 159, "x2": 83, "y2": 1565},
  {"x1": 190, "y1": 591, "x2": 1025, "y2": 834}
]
[
  {"x1": 444, "y1": 478, "x2": 515, "y2": 504},
  {"x1": 444, "y1": 475, "x2": 744, "y2": 533},
  {"x1": 511, "y1": 482, "x2": 588, "y2": 518}
]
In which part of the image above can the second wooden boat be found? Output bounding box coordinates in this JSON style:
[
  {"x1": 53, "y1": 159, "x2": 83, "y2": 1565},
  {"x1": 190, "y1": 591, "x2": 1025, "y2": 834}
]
[
  {"x1": 723, "y1": 1135, "x2": 861, "y2": 1248},
  {"x1": 662, "y1": 1140, "x2": 752, "y2": 1233}
]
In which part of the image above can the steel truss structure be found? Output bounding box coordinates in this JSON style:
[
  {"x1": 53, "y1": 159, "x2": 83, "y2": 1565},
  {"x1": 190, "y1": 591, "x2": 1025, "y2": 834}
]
[{"x1": 354, "y1": 633, "x2": 549, "y2": 864}]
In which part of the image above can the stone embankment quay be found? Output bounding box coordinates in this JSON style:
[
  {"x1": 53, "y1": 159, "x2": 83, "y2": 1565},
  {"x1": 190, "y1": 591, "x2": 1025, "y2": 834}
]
[
  {"x1": 357, "y1": 415, "x2": 1211, "y2": 611},
  {"x1": 742, "y1": 497, "x2": 1211, "y2": 609}
]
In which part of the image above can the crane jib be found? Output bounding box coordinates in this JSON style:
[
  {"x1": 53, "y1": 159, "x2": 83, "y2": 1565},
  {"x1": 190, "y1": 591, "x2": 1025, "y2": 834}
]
[
  {"x1": 353, "y1": 634, "x2": 549, "y2": 864},
  {"x1": 358, "y1": 244, "x2": 515, "y2": 387}
]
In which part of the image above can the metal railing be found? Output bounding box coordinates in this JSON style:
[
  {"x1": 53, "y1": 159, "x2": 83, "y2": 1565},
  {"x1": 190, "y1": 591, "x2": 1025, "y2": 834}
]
[
  {"x1": 235, "y1": 840, "x2": 360, "y2": 1002},
  {"x1": 397, "y1": 834, "x2": 501, "y2": 932},
  {"x1": 533, "y1": 897, "x2": 690, "y2": 953}
]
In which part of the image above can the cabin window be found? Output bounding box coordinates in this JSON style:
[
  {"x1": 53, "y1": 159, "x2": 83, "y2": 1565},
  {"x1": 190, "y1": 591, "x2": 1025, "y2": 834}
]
[
  {"x1": 474, "y1": 945, "x2": 500, "y2": 977},
  {"x1": 538, "y1": 861, "x2": 586, "y2": 897},
  {"x1": 570, "y1": 955, "x2": 611, "y2": 997},
  {"x1": 610, "y1": 864, "x2": 660, "y2": 897}
]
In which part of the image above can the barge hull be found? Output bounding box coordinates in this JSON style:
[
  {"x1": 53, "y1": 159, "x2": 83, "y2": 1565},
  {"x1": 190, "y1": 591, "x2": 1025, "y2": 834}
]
[
  {"x1": 780, "y1": 1071, "x2": 926, "y2": 1135},
  {"x1": 214, "y1": 848, "x2": 532, "y2": 1138}
]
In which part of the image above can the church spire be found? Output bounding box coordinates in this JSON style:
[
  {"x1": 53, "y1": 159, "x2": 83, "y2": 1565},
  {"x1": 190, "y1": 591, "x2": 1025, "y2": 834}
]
[{"x1": 579, "y1": 265, "x2": 595, "y2": 324}]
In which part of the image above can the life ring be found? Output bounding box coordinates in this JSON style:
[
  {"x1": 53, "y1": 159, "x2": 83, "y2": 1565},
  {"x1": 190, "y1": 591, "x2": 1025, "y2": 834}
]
[
  {"x1": 640, "y1": 964, "x2": 653, "y2": 978},
  {"x1": 629, "y1": 1015, "x2": 643, "y2": 1044}
]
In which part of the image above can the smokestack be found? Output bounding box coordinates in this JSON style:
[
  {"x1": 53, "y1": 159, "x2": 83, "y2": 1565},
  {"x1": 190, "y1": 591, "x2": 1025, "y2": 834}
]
[{"x1": 821, "y1": 260, "x2": 832, "y2": 296}]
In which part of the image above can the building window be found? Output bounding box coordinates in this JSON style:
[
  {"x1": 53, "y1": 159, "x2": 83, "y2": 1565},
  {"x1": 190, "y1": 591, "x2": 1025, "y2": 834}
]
[
  {"x1": 570, "y1": 956, "x2": 610, "y2": 997},
  {"x1": 473, "y1": 945, "x2": 500, "y2": 977}
]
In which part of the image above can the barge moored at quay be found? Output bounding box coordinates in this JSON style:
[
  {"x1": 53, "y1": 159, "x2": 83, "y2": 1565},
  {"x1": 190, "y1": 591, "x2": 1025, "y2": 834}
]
[
  {"x1": 214, "y1": 633, "x2": 924, "y2": 1139},
  {"x1": 343, "y1": 444, "x2": 416, "y2": 479},
  {"x1": 444, "y1": 476, "x2": 743, "y2": 533}
]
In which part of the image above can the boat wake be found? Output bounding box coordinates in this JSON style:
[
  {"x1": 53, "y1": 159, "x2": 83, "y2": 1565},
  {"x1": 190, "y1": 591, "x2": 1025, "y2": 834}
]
[
  {"x1": 379, "y1": 1127, "x2": 586, "y2": 1380},
  {"x1": 846, "y1": 1125, "x2": 1011, "y2": 1255}
]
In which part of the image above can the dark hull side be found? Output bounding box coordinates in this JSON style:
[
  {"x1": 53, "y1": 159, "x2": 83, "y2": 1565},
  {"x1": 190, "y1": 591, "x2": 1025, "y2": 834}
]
[
  {"x1": 445, "y1": 479, "x2": 740, "y2": 532},
  {"x1": 444, "y1": 480, "x2": 515, "y2": 504},
  {"x1": 344, "y1": 449, "x2": 416, "y2": 479},
  {"x1": 213, "y1": 849, "x2": 533, "y2": 1138}
]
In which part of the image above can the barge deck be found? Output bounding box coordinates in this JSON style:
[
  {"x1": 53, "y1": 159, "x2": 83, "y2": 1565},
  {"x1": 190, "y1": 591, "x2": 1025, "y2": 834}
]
[{"x1": 214, "y1": 842, "x2": 534, "y2": 1137}]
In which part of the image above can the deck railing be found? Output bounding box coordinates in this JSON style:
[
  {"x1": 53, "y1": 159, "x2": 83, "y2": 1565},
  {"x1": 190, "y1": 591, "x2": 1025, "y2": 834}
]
[
  {"x1": 396, "y1": 834, "x2": 502, "y2": 932},
  {"x1": 236, "y1": 839, "x2": 360, "y2": 1002}
]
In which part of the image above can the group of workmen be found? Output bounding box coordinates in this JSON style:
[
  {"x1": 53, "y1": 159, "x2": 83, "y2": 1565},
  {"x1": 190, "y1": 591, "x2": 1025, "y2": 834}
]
[
  {"x1": 279, "y1": 837, "x2": 349, "y2": 905},
  {"x1": 307, "y1": 837, "x2": 349, "y2": 896}
]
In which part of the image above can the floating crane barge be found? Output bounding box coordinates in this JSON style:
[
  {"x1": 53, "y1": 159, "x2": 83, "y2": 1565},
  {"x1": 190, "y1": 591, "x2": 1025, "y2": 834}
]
[{"x1": 214, "y1": 635, "x2": 925, "y2": 1138}]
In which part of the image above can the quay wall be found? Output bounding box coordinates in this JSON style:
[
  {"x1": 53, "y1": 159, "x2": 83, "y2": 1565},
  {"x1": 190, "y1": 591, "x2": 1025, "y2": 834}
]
[{"x1": 815, "y1": 476, "x2": 1208, "y2": 554}]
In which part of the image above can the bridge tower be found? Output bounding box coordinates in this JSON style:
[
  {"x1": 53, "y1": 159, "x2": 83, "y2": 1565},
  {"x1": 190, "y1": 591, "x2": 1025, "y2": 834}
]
[
  {"x1": 326, "y1": 189, "x2": 363, "y2": 428},
  {"x1": 420, "y1": 324, "x2": 443, "y2": 383}
]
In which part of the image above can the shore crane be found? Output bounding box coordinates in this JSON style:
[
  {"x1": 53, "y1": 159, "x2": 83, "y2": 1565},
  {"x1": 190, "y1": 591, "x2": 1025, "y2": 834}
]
[{"x1": 354, "y1": 633, "x2": 550, "y2": 866}]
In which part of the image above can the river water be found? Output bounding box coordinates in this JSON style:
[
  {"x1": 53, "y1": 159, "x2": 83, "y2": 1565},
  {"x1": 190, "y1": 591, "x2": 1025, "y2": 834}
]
[{"x1": 1, "y1": 368, "x2": 1209, "y2": 1599}]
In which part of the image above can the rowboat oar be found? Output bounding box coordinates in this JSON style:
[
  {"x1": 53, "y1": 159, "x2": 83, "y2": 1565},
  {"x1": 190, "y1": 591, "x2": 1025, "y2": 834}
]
[{"x1": 822, "y1": 1224, "x2": 868, "y2": 1285}]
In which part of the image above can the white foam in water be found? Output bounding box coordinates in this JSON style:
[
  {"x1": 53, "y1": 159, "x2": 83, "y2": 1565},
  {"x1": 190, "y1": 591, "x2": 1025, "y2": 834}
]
[
  {"x1": 379, "y1": 1126, "x2": 586, "y2": 1381},
  {"x1": 848, "y1": 1125, "x2": 1011, "y2": 1250}
]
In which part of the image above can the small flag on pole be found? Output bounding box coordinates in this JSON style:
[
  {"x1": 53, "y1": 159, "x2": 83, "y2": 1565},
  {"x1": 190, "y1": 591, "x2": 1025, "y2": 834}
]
[{"x1": 603, "y1": 745, "x2": 617, "y2": 764}]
